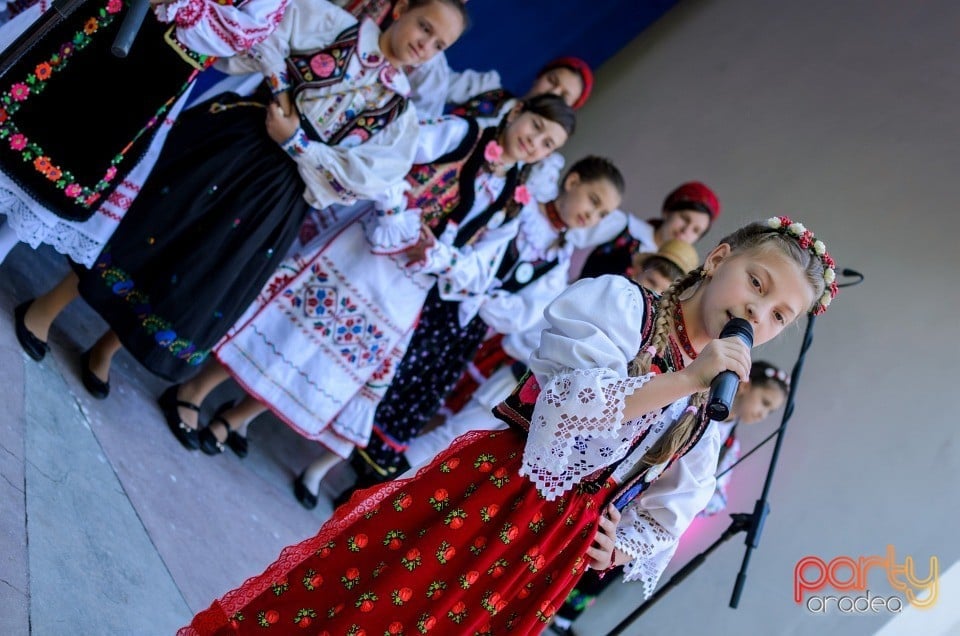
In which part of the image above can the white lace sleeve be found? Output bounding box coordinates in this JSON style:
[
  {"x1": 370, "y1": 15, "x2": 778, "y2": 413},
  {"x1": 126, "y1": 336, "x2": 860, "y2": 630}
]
[
  {"x1": 616, "y1": 422, "x2": 722, "y2": 598},
  {"x1": 520, "y1": 276, "x2": 654, "y2": 500}
]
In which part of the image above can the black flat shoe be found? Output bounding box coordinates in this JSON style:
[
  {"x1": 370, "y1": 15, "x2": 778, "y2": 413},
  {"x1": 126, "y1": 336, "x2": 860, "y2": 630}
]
[
  {"x1": 212, "y1": 401, "x2": 249, "y2": 458},
  {"x1": 159, "y1": 386, "x2": 201, "y2": 450},
  {"x1": 79, "y1": 349, "x2": 110, "y2": 399},
  {"x1": 227, "y1": 429, "x2": 249, "y2": 458},
  {"x1": 198, "y1": 413, "x2": 231, "y2": 456},
  {"x1": 14, "y1": 301, "x2": 50, "y2": 362},
  {"x1": 293, "y1": 471, "x2": 318, "y2": 510}
]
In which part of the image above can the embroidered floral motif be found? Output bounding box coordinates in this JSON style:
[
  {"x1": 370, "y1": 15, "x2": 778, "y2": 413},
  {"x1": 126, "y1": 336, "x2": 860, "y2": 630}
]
[
  {"x1": 0, "y1": 0, "x2": 200, "y2": 211},
  {"x1": 92, "y1": 252, "x2": 210, "y2": 366},
  {"x1": 290, "y1": 262, "x2": 388, "y2": 369}
]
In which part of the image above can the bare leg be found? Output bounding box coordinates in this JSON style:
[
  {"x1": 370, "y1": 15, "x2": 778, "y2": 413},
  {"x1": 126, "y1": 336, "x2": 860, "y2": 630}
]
[
  {"x1": 86, "y1": 330, "x2": 121, "y2": 382},
  {"x1": 176, "y1": 361, "x2": 232, "y2": 429},
  {"x1": 0, "y1": 222, "x2": 19, "y2": 263},
  {"x1": 208, "y1": 394, "x2": 267, "y2": 443},
  {"x1": 300, "y1": 453, "x2": 342, "y2": 496},
  {"x1": 24, "y1": 271, "x2": 79, "y2": 340}
]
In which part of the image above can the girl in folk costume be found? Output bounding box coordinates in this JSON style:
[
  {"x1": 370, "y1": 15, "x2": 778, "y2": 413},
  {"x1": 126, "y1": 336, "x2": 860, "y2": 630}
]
[
  {"x1": 569, "y1": 180, "x2": 721, "y2": 280},
  {"x1": 700, "y1": 360, "x2": 789, "y2": 517},
  {"x1": 172, "y1": 94, "x2": 574, "y2": 461},
  {"x1": 547, "y1": 360, "x2": 789, "y2": 636},
  {"x1": 407, "y1": 238, "x2": 701, "y2": 471},
  {"x1": 446, "y1": 56, "x2": 593, "y2": 125},
  {"x1": 180, "y1": 217, "x2": 838, "y2": 635},
  {"x1": 14, "y1": 0, "x2": 468, "y2": 400},
  {"x1": 0, "y1": 0, "x2": 289, "y2": 265},
  {"x1": 323, "y1": 155, "x2": 625, "y2": 504},
  {"x1": 445, "y1": 55, "x2": 594, "y2": 208}
]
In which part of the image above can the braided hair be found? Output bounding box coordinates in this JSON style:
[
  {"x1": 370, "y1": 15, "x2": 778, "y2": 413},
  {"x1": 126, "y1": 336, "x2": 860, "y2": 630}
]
[{"x1": 628, "y1": 221, "x2": 828, "y2": 466}]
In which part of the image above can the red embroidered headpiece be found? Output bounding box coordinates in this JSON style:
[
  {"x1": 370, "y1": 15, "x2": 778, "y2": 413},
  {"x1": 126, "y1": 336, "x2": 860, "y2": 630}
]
[{"x1": 537, "y1": 56, "x2": 594, "y2": 110}]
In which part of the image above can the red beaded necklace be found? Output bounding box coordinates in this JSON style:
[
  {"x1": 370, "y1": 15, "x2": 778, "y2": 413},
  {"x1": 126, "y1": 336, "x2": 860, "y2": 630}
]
[
  {"x1": 544, "y1": 200, "x2": 568, "y2": 232},
  {"x1": 672, "y1": 300, "x2": 699, "y2": 360}
]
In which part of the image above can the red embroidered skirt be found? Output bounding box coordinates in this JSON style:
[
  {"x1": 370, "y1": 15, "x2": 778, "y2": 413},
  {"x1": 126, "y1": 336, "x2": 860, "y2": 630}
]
[{"x1": 181, "y1": 429, "x2": 612, "y2": 635}]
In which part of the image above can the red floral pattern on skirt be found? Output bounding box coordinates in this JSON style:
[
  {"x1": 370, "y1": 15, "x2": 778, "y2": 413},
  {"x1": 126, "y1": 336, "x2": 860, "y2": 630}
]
[{"x1": 181, "y1": 429, "x2": 613, "y2": 635}]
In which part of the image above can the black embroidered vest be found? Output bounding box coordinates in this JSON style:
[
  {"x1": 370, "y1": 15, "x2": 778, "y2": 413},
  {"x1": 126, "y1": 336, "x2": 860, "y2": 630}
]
[
  {"x1": 405, "y1": 119, "x2": 519, "y2": 244},
  {"x1": 285, "y1": 24, "x2": 408, "y2": 147}
]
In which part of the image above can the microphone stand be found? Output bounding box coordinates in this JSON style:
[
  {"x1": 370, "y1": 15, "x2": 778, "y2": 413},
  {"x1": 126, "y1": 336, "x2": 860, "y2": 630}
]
[{"x1": 606, "y1": 269, "x2": 863, "y2": 635}]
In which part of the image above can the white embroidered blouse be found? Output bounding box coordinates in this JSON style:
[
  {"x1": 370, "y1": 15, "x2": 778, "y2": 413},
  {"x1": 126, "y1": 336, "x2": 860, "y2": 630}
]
[
  {"x1": 524, "y1": 275, "x2": 719, "y2": 597},
  {"x1": 214, "y1": 0, "x2": 420, "y2": 209}
]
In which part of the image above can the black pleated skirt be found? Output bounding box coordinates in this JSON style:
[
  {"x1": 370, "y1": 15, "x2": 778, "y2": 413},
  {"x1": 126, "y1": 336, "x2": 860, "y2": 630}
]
[{"x1": 75, "y1": 92, "x2": 310, "y2": 382}]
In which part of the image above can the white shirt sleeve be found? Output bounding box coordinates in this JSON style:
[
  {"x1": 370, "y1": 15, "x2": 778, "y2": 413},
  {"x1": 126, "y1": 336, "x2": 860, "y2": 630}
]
[
  {"x1": 445, "y1": 67, "x2": 503, "y2": 105},
  {"x1": 616, "y1": 423, "x2": 721, "y2": 598},
  {"x1": 407, "y1": 53, "x2": 452, "y2": 119},
  {"x1": 364, "y1": 116, "x2": 473, "y2": 253},
  {"x1": 156, "y1": 0, "x2": 290, "y2": 57},
  {"x1": 213, "y1": 0, "x2": 356, "y2": 84},
  {"x1": 478, "y1": 263, "x2": 570, "y2": 335},
  {"x1": 521, "y1": 276, "x2": 657, "y2": 500}
]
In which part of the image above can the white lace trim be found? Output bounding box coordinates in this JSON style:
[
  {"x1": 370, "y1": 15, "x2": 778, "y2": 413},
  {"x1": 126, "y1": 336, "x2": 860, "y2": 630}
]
[
  {"x1": 617, "y1": 509, "x2": 680, "y2": 599},
  {"x1": 519, "y1": 368, "x2": 656, "y2": 500},
  {"x1": 0, "y1": 93, "x2": 186, "y2": 266},
  {"x1": 0, "y1": 187, "x2": 109, "y2": 266}
]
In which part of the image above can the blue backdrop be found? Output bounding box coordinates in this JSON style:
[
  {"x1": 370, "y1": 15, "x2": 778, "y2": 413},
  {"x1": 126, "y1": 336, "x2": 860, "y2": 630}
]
[
  {"x1": 444, "y1": 0, "x2": 678, "y2": 93},
  {"x1": 189, "y1": 1, "x2": 679, "y2": 103}
]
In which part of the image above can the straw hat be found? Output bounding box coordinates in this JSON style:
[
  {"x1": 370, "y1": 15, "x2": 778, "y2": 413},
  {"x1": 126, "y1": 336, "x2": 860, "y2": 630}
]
[{"x1": 635, "y1": 239, "x2": 700, "y2": 274}]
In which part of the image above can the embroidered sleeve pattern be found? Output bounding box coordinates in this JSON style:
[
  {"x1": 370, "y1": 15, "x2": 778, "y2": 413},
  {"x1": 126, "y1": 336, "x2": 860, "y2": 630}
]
[
  {"x1": 158, "y1": 0, "x2": 289, "y2": 57},
  {"x1": 280, "y1": 128, "x2": 310, "y2": 158},
  {"x1": 616, "y1": 508, "x2": 680, "y2": 599},
  {"x1": 519, "y1": 368, "x2": 657, "y2": 501},
  {"x1": 266, "y1": 68, "x2": 291, "y2": 94}
]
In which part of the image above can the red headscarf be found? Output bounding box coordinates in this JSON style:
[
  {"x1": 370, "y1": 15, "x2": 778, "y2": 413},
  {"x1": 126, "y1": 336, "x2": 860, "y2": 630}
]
[
  {"x1": 537, "y1": 56, "x2": 594, "y2": 110},
  {"x1": 662, "y1": 181, "x2": 721, "y2": 223}
]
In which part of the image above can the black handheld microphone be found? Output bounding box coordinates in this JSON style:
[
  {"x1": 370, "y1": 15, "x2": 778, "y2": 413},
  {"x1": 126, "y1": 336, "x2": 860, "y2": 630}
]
[
  {"x1": 111, "y1": 0, "x2": 153, "y2": 58},
  {"x1": 705, "y1": 318, "x2": 754, "y2": 421}
]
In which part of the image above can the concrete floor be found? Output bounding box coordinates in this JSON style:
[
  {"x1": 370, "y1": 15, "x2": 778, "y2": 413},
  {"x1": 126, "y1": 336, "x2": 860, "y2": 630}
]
[{"x1": 1, "y1": 241, "x2": 649, "y2": 635}]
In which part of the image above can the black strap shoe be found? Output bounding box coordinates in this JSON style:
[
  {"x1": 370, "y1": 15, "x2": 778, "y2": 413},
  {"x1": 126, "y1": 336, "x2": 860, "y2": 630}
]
[{"x1": 159, "y1": 386, "x2": 201, "y2": 450}]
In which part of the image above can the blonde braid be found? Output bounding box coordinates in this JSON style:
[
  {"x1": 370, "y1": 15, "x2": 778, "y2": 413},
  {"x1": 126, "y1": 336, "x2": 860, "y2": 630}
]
[{"x1": 627, "y1": 267, "x2": 709, "y2": 467}]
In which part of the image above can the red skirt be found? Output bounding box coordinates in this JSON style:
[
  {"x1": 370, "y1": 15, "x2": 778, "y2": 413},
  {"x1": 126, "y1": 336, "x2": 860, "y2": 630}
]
[{"x1": 181, "y1": 429, "x2": 613, "y2": 636}]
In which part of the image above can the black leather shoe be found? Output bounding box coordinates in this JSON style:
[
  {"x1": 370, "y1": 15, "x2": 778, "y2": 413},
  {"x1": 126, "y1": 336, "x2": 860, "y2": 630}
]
[
  {"x1": 293, "y1": 471, "x2": 318, "y2": 510},
  {"x1": 211, "y1": 401, "x2": 249, "y2": 458},
  {"x1": 14, "y1": 301, "x2": 49, "y2": 361},
  {"x1": 159, "y1": 386, "x2": 201, "y2": 450},
  {"x1": 79, "y1": 349, "x2": 110, "y2": 399}
]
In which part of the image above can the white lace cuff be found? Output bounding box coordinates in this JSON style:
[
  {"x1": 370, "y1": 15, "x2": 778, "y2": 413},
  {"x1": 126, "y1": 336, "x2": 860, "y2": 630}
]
[
  {"x1": 519, "y1": 368, "x2": 655, "y2": 500},
  {"x1": 616, "y1": 509, "x2": 679, "y2": 599},
  {"x1": 365, "y1": 206, "x2": 421, "y2": 254}
]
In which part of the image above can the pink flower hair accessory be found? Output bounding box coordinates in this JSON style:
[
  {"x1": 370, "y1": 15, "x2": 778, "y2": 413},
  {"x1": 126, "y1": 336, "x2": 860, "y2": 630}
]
[
  {"x1": 483, "y1": 140, "x2": 503, "y2": 165},
  {"x1": 513, "y1": 184, "x2": 531, "y2": 206},
  {"x1": 765, "y1": 216, "x2": 838, "y2": 315}
]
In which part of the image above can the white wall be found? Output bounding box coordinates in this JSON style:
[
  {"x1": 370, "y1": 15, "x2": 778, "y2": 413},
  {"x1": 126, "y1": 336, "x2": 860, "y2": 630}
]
[{"x1": 567, "y1": 0, "x2": 960, "y2": 634}]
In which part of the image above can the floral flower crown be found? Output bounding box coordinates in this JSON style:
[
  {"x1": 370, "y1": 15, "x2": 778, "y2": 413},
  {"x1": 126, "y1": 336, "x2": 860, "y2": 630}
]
[
  {"x1": 763, "y1": 366, "x2": 790, "y2": 386},
  {"x1": 766, "y1": 216, "x2": 837, "y2": 315}
]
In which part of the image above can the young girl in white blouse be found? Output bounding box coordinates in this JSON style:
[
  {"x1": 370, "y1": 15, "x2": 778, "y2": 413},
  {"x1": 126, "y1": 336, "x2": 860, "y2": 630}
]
[
  {"x1": 173, "y1": 94, "x2": 575, "y2": 464},
  {"x1": 323, "y1": 155, "x2": 624, "y2": 505},
  {"x1": 14, "y1": 0, "x2": 468, "y2": 407},
  {"x1": 181, "y1": 216, "x2": 838, "y2": 635}
]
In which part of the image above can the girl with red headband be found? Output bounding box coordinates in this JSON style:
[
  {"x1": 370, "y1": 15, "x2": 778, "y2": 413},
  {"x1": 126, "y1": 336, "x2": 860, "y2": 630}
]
[{"x1": 570, "y1": 180, "x2": 722, "y2": 281}]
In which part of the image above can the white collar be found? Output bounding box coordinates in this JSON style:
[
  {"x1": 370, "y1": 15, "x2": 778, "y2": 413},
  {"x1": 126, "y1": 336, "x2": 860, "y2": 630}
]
[{"x1": 356, "y1": 18, "x2": 411, "y2": 96}]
